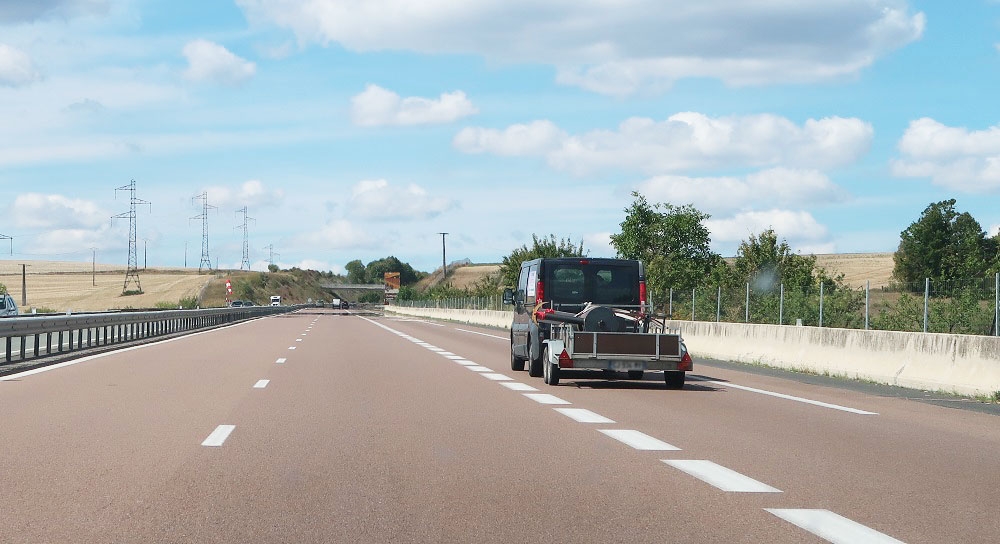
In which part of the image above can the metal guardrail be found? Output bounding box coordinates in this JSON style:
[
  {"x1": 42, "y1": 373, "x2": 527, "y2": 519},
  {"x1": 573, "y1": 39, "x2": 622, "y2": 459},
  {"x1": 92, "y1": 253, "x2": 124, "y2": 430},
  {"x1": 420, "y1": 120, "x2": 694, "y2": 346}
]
[{"x1": 0, "y1": 305, "x2": 302, "y2": 366}]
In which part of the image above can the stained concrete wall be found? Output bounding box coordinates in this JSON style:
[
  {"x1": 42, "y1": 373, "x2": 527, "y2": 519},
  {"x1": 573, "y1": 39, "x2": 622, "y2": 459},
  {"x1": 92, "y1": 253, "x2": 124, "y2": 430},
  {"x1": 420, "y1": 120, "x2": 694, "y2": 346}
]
[{"x1": 384, "y1": 306, "x2": 1000, "y2": 397}]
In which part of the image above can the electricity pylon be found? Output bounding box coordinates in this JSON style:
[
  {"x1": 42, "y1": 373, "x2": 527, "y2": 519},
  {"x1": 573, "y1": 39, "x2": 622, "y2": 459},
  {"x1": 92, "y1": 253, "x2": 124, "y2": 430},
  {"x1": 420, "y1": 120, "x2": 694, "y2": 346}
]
[
  {"x1": 191, "y1": 192, "x2": 216, "y2": 272},
  {"x1": 112, "y1": 180, "x2": 150, "y2": 294},
  {"x1": 235, "y1": 206, "x2": 255, "y2": 271}
]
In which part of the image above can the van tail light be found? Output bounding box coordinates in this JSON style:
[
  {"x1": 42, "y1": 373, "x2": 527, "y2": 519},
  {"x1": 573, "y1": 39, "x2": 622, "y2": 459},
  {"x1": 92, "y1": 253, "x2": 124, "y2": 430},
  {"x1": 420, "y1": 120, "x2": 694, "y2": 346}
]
[
  {"x1": 678, "y1": 351, "x2": 692, "y2": 372},
  {"x1": 559, "y1": 349, "x2": 574, "y2": 368},
  {"x1": 639, "y1": 280, "x2": 648, "y2": 316},
  {"x1": 536, "y1": 280, "x2": 544, "y2": 305}
]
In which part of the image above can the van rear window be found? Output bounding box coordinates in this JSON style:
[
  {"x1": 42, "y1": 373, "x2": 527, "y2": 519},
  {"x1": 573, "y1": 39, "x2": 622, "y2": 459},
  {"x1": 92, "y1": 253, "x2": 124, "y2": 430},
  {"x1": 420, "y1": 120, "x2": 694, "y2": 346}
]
[{"x1": 546, "y1": 263, "x2": 638, "y2": 308}]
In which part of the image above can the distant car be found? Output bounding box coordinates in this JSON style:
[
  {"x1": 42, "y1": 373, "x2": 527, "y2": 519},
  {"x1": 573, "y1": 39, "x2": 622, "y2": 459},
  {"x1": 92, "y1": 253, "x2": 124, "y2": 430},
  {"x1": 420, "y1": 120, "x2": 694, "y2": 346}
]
[
  {"x1": 244, "y1": 301, "x2": 255, "y2": 307},
  {"x1": 340, "y1": 301, "x2": 349, "y2": 310},
  {"x1": 0, "y1": 292, "x2": 18, "y2": 317},
  {"x1": 230, "y1": 300, "x2": 244, "y2": 307}
]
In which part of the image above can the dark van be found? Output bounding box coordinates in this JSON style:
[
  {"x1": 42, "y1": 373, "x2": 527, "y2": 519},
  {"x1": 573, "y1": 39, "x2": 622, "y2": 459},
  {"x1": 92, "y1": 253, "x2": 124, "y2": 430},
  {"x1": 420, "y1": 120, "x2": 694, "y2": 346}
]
[{"x1": 504, "y1": 258, "x2": 646, "y2": 376}]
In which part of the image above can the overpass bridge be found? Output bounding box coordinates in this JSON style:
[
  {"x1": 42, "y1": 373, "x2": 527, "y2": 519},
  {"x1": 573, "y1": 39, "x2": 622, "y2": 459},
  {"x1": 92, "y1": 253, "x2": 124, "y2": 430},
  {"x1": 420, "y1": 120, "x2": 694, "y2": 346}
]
[{"x1": 319, "y1": 283, "x2": 384, "y2": 302}]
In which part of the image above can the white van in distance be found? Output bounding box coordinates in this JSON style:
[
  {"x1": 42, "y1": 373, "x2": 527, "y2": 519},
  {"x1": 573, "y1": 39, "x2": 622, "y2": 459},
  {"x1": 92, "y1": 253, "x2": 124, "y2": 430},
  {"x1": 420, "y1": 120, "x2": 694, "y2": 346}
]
[{"x1": 270, "y1": 295, "x2": 281, "y2": 306}]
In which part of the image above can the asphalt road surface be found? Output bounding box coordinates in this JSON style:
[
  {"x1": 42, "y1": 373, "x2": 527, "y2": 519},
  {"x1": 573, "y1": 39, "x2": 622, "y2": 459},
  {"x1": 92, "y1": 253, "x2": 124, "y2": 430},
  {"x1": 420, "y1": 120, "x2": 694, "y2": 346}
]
[{"x1": 1, "y1": 309, "x2": 997, "y2": 543}]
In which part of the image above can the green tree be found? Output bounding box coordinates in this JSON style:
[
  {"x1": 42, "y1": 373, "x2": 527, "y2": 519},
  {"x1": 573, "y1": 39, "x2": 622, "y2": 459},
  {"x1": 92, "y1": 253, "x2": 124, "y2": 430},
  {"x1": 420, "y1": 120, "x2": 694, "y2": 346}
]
[
  {"x1": 894, "y1": 199, "x2": 993, "y2": 286},
  {"x1": 609, "y1": 192, "x2": 721, "y2": 302},
  {"x1": 498, "y1": 234, "x2": 585, "y2": 288},
  {"x1": 732, "y1": 229, "x2": 816, "y2": 291},
  {"x1": 364, "y1": 256, "x2": 421, "y2": 285},
  {"x1": 267, "y1": 264, "x2": 279, "y2": 273},
  {"x1": 358, "y1": 291, "x2": 383, "y2": 303},
  {"x1": 345, "y1": 259, "x2": 366, "y2": 284}
]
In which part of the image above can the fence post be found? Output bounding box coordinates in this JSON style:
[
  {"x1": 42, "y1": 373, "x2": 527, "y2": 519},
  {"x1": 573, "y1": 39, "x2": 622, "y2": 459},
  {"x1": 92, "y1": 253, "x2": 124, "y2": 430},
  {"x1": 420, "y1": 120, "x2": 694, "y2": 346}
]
[
  {"x1": 779, "y1": 283, "x2": 784, "y2": 325},
  {"x1": 669, "y1": 288, "x2": 673, "y2": 318},
  {"x1": 923, "y1": 277, "x2": 929, "y2": 333},
  {"x1": 865, "y1": 280, "x2": 870, "y2": 330},
  {"x1": 716, "y1": 286, "x2": 721, "y2": 323},
  {"x1": 819, "y1": 282, "x2": 824, "y2": 328},
  {"x1": 745, "y1": 282, "x2": 750, "y2": 323},
  {"x1": 691, "y1": 288, "x2": 696, "y2": 321}
]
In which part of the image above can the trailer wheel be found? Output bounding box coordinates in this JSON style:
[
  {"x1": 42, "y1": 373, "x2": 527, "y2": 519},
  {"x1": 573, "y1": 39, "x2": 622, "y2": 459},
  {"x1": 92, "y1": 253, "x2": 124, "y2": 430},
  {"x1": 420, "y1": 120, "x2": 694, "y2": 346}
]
[
  {"x1": 543, "y1": 346, "x2": 560, "y2": 386},
  {"x1": 527, "y1": 342, "x2": 543, "y2": 378},
  {"x1": 627, "y1": 371, "x2": 644, "y2": 380},
  {"x1": 510, "y1": 345, "x2": 525, "y2": 371},
  {"x1": 664, "y1": 371, "x2": 685, "y2": 389}
]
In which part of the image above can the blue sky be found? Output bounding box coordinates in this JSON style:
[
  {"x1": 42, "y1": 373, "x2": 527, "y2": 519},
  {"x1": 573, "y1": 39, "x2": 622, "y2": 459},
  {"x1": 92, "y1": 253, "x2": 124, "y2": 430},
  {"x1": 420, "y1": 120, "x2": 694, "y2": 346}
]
[{"x1": 1, "y1": 0, "x2": 999, "y2": 274}]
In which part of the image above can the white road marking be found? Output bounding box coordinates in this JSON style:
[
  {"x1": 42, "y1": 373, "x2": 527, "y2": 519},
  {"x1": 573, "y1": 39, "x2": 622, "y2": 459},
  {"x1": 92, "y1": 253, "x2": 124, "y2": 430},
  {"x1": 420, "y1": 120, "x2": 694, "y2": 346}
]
[
  {"x1": 201, "y1": 425, "x2": 236, "y2": 447},
  {"x1": 438, "y1": 351, "x2": 456, "y2": 356},
  {"x1": 501, "y1": 382, "x2": 538, "y2": 392},
  {"x1": 253, "y1": 380, "x2": 270, "y2": 389},
  {"x1": 295, "y1": 338, "x2": 303, "y2": 342},
  {"x1": 598, "y1": 429, "x2": 680, "y2": 451},
  {"x1": 766, "y1": 509, "x2": 905, "y2": 544},
  {"x1": 455, "y1": 360, "x2": 478, "y2": 366},
  {"x1": 481, "y1": 373, "x2": 513, "y2": 381},
  {"x1": 275, "y1": 358, "x2": 286, "y2": 364},
  {"x1": 288, "y1": 346, "x2": 296, "y2": 350},
  {"x1": 426, "y1": 347, "x2": 445, "y2": 352},
  {"x1": 554, "y1": 408, "x2": 615, "y2": 424},
  {"x1": 663, "y1": 460, "x2": 781, "y2": 493},
  {"x1": 455, "y1": 328, "x2": 506, "y2": 340},
  {"x1": 443, "y1": 355, "x2": 465, "y2": 360},
  {"x1": 703, "y1": 379, "x2": 878, "y2": 415},
  {"x1": 419, "y1": 321, "x2": 445, "y2": 327},
  {"x1": 523, "y1": 393, "x2": 571, "y2": 405},
  {"x1": 466, "y1": 365, "x2": 493, "y2": 372}
]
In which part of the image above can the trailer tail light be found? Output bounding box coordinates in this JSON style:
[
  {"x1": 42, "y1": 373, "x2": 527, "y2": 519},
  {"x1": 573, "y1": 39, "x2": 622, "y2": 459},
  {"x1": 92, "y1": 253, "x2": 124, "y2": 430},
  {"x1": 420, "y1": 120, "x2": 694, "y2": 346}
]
[
  {"x1": 559, "y1": 349, "x2": 574, "y2": 368},
  {"x1": 536, "y1": 280, "x2": 544, "y2": 305},
  {"x1": 678, "y1": 350, "x2": 692, "y2": 372},
  {"x1": 639, "y1": 280, "x2": 648, "y2": 316}
]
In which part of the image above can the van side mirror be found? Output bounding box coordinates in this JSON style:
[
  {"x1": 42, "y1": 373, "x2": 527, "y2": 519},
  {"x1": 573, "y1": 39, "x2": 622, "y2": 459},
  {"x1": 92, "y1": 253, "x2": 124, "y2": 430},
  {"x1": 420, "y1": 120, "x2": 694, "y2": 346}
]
[{"x1": 503, "y1": 288, "x2": 514, "y2": 305}]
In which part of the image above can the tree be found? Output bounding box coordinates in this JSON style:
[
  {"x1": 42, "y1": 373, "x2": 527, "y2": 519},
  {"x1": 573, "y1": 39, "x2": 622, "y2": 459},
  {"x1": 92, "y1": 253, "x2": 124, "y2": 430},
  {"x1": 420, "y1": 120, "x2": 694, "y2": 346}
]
[
  {"x1": 609, "y1": 192, "x2": 721, "y2": 299},
  {"x1": 498, "y1": 234, "x2": 585, "y2": 288},
  {"x1": 732, "y1": 229, "x2": 816, "y2": 291},
  {"x1": 894, "y1": 199, "x2": 993, "y2": 287},
  {"x1": 364, "y1": 256, "x2": 421, "y2": 285},
  {"x1": 345, "y1": 260, "x2": 366, "y2": 284},
  {"x1": 267, "y1": 264, "x2": 279, "y2": 273}
]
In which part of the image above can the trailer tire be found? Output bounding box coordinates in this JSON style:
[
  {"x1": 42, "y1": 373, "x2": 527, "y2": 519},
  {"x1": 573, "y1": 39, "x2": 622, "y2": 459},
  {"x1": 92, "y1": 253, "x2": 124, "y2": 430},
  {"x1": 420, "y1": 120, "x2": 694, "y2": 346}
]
[
  {"x1": 543, "y1": 346, "x2": 560, "y2": 386},
  {"x1": 627, "y1": 371, "x2": 644, "y2": 380},
  {"x1": 664, "y1": 371, "x2": 685, "y2": 389},
  {"x1": 527, "y1": 342, "x2": 543, "y2": 378},
  {"x1": 510, "y1": 345, "x2": 525, "y2": 371}
]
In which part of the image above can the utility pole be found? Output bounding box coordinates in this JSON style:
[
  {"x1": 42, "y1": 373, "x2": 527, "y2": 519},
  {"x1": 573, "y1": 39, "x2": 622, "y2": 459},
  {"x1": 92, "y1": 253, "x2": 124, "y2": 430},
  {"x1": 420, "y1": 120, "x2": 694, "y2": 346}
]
[
  {"x1": 112, "y1": 179, "x2": 150, "y2": 294},
  {"x1": 91, "y1": 247, "x2": 97, "y2": 287},
  {"x1": 438, "y1": 232, "x2": 448, "y2": 278},
  {"x1": 191, "y1": 192, "x2": 216, "y2": 272},
  {"x1": 235, "y1": 206, "x2": 255, "y2": 271},
  {"x1": 20, "y1": 263, "x2": 27, "y2": 306},
  {"x1": 143, "y1": 238, "x2": 148, "y2": 270},
  {"x1": 0, "y1": 234, "x2": 11, "y2": 255}
]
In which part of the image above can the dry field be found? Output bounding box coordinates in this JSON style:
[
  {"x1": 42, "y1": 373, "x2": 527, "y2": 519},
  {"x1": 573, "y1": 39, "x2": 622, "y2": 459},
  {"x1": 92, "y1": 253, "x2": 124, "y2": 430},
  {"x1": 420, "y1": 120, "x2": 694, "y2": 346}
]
[
  {"x1": 0, "y1": 260, "x2": 215, "y2": 312},
  {"x1": 813, "y1": 253, "x2": 895, "y2": 288}
]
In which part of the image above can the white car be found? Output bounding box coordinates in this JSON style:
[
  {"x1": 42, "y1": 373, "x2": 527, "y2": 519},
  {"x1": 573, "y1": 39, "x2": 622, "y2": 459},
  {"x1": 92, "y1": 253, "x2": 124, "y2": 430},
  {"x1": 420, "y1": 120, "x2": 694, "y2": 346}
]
[{"x1": 0, "y1": 292, "x2": 19, "y2": 317}]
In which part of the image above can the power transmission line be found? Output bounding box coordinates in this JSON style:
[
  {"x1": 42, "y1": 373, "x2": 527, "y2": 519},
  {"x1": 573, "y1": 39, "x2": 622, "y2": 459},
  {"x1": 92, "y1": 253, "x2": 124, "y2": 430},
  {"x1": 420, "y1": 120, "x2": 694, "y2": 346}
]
[
  {"x1": 112, "y1": 179, "x2": 150, "y2": 294},
  {"x1": 0, "y1": 234, "x2": 11, "y2": 255},
  {"x1": 191, "y1": 192, "x2": 216, "y2": 272},
  {"x1": 235, "y1": 206, "x2": 255, "y2": 271}
]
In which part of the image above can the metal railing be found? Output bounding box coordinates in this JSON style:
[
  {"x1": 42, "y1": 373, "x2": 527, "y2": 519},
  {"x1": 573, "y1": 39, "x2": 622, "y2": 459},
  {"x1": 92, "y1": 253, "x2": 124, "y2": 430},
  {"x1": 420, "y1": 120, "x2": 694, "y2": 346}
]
[{"x1": 0, "y1": 305, "x2": 299, "y2": 367}]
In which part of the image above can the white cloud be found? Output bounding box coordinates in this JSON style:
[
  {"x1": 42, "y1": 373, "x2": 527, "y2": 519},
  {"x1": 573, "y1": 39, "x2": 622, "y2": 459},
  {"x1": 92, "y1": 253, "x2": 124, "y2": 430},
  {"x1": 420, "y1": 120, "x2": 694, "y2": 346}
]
[
  {"x1": 10, "y1": 193, "x2": 106, "y2": 229},
  {"x1": 182, "y1": 39, "x2": 256, "y2": 85},
  {"x1": 296, "y1": 219, "x2": 375, "y2": 250},
  {"x1": 31, "y1": 229, "x2": 109, "y2": 255},
  {"x1": 457, "y1": 114, "x2": 872, "y2": 175},
  {"x1": 989, "y1": 224, "x2": 1000, "y2": 237},
  {"x1": 350, "y1": 84, "x2": 477, "y2": 127},
  {"x1": 636, "y1": 168, "x2": 848, "y2": 214},
  {"x1": 892, "y1": 117, "x2": 1000, "y2": 192},
  {"x1": 350, "y1": 179, "x2": 455, "y2": 221},
  {"x1": 584, "y1": 232, "x2": 614, "y2": 257},
  {"x1": 706, "y1": 209, "x2": 830, "y2": 251},
  {"x1": 237, "y1": 0, "x2": 923, "y2": 95},
  {"x1": 0, "y1": 43, "x2": 42, "y2": 87},
  {"x1": 205, "y1": 180, "x2": 285, "y2": 209},
  {"x1": 0, "y1": 0, "x2": 109, "y2": 23}
]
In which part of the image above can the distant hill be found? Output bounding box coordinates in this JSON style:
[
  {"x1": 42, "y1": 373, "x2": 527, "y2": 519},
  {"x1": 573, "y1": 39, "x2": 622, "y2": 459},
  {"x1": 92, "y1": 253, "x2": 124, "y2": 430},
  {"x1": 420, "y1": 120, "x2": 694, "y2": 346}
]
[{"x1": 416, "y1": 262, "x2": 501, "y2": 291}]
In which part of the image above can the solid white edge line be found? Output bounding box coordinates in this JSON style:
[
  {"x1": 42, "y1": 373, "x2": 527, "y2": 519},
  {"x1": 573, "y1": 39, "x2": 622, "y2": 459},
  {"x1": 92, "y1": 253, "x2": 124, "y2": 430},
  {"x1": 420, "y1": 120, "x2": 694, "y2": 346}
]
[
  {"x1": 201, "y1": 425, "x2": 236, "y2": 447},
  {"x1": 765, "y1": 509, "x2": 905, "y2": 544},
  {"x1": 598, "y1": 429, "x2": 680, "y2": 451},
  {"x1": 523, "y1": 393, "x2": 571, "y2": 405},
  {"x1": 253, "y1": 379, "x2": 270, "y2": 389},
  {"x1": 707, "y1": 380, "x2": 878, "y2": 415},
  {"x1": 455, "y1": 328, "x2": 507, "y2": 340},
  {"x1": 662, "y1": 460, "x2": 781, "y2": 493},
  {"x1": 500, "y1": 382, "x2": 538, "y2": 392},
  {"x1": 554, "y1": 408, "x2": 615, "y2": 424}
]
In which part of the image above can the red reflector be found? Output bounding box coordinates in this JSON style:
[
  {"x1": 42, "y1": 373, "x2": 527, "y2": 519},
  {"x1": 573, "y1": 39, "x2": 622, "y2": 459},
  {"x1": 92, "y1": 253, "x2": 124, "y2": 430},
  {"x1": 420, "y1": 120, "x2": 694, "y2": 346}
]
[
  {"x1": 678, "y1": 351, "x2": 692, "y2": 372},
  {"x1": 559, "y1": 349, "x2": 574, "y2": 368},
  {"x1": 579, "y1": 259, "x2": 589, "y2": 265}
]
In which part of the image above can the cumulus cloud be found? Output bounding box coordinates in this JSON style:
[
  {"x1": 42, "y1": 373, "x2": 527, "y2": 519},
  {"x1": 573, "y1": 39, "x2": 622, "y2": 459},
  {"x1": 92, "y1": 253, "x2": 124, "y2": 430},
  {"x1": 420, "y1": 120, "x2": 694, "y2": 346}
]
[
  {"x1": 350, "y1": 84, "x2": 477, "y2": 127},
  {"x1": 706, "y1": 210, "x2": 831, "y2": 253},
  {"x1": 205, "y1": 180, "x2": 285, "y2": 208},
  {"x1": 584, "y1": 232, "x2": 614, "y2": 257},
  {"x1": 636, "y1": 168, "x2": 848, "y2": 214},
  {"x1": 296, "y1": 219, "x2": 375, "y2": 250},
  {"x1": 349, "y1": 179, "x2": 455, "y2": 221},
  {"x1": 892, "y1": 117, "x2": 1000, "y2": 192},
  {"x1": 182, "y1": 39, "x2": 256, "y2": 85},
  {"x1": 0, "y1": 43, "x2": 41, "y2": 87},
  {"x1": 0, "y1": 0, "x2": 109, "y2": 22},
  {"x1": 456, "y1": 114, "x2": 872, "y2": 175},
  {"x1": 10, "y1": 193, "x2": 106, "y2": 229},
  {"x1": 237, "y1": 0, "x2": 923, "y2": 95}
]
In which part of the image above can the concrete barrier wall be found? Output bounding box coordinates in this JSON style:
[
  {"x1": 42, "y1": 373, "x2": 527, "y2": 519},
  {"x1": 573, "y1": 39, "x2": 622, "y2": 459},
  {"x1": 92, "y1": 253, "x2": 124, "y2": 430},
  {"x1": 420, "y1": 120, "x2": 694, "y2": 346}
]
[{"x1": 385, "y1": 305, "x2": 1000, "y2": 397}]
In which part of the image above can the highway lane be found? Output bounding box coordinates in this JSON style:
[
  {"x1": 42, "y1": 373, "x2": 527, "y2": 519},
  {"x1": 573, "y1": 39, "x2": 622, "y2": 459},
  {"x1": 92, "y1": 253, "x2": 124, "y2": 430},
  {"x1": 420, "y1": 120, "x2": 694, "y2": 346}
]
[{"x1": 0, "y1": 310, "x2": 997, "y2": 542}]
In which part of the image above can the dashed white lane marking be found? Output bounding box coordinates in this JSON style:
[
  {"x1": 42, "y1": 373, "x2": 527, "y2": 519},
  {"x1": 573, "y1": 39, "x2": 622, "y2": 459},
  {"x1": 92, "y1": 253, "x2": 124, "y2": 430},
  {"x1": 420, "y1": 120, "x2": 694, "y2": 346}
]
[
  {"x1": 466, "y1": 365, "x2": 493, "y2": 372},
  {"x1": 419, "y1": 321, "x2": 445, "y2": 327},
  {"x1": 288, "y1": 346, "x2": 296, "y2": 350},
  {"x1": 481, "y1": 373, "x2": 513, "y2": 381},
  {"x1": 501, "y1": 382, "x2": 539, "y2": 392},
  {"x1": 598, "y1": 429, "x2": 680, "y2": 451},
  {"x1": 201, "y1": 425, "x2": 236, "y2": 447},
  {"x1": 455, "y1": 328, "x2": 507, "y2": 340},
  {"x1": 523, "y1": 393, "x2": 571, "y2": 405},
  {"x1": 275, "y1": 358, "x2": 286, "y2": 364},
  {"x1": 253, "y1": 380, "x2": 270, "y2": 389},
  {"x1": 554, "y1": 408, "x2": 615, "y2": 424},
  {"x1": 663, "y1": 460, "x2": 781, "y2": 493},
  {"x1": 765, "y1": 509, "x2": 905, "y2": 544},
  {"x1": 698, "y1": 379, "x2": 878, "y2": 415},
  {"x1": 295, "y1": 338, "x2": 303, "y2": 342},
  {"x1": 426, "y1": 347, "x2": 445, "y2": 352},
  {"x1": 443, "y1": 355, "x2": 466, "y2": 360},
  {"x1": 455, "y1": 360, "x2": 478, "y2": 366},
  {"x1": 439, "y1": 351, "x2": 456, "y2": 356}
]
